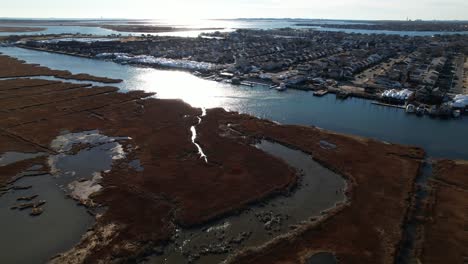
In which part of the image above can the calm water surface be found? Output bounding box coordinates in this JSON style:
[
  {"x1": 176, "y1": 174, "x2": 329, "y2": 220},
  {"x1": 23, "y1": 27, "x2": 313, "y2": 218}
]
[
  {"x1": 310, "y1": 26, "x2": 468, "y2": 36},
  {"x1": 306, "y1": 252, "x2": 338, "y2": 264},
  {"x1": 1, "y1": 47, "x2": 468, "y2": 159},
  {"x1": 1, "y1": 19, "x2": 467, "y2": 37},
  {"x1": 0, "y1": 131, "x2": 130, "y2": 263},
  {"x1": 151, "y1": 140, "x2": 345, "y2": 264},
  {"x1": 0, "y1": 174, "x2": 93, "y2": 264},
  {"x1": 0, "y1": 25, "x2": 116, "y2": 36}
]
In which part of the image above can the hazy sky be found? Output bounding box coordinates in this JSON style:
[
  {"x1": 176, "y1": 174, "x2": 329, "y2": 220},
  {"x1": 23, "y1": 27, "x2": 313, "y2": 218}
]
[{"x1": 2, "y1": 0, "x2": 467, "y2": 20}]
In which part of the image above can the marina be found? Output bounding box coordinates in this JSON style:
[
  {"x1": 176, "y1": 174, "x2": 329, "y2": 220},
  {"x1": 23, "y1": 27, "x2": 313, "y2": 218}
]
[
  {"x1": 313, "y1": 90, "x2": 328, "y2": 97},
  {"x1": 9, "y1": 25, "x2": 466, "y2": 123}
]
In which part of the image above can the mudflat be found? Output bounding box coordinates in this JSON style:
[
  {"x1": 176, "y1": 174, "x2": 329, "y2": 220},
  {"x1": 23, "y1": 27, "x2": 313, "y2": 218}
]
[
  {"x1": 0, "y1": 54, "x2": 296, "y2": 263},
  {"x1": 0, "y1": 54, "x2": 429, "y2": 264},
  {"x1": 420, "y1": 160, "x2": 468, "y2": 264},
  {"x1": 209, "y1": 110, "x2": 425, "y2": 264},
  {"x1": 0, "y1": 55, "x2": 122, "y2": 83},
  {"x1": 0, "y1": 26, "x2": 46, "y2": 32}
]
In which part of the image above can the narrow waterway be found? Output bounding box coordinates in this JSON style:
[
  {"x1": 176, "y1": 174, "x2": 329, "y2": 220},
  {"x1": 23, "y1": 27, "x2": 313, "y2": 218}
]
[
  {"x1": 190, "y1": 108, "x2": 208, "y2": 162},
  {"x1": 149, "y1": 140, "x2": 346, "y2": 264},
  {"x1": 0, "y1": 152, "x2": 46, "y2": 166},
  {"x1": 395, "y1": 159, "x2": 433, "y2": 264},
  {"x1": 306, "y1": 252, "x2": 338, "y2": 264}
]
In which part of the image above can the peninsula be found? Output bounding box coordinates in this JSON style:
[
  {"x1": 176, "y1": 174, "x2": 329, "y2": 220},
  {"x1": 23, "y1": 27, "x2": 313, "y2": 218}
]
[
  {"x1": 0, "y1": 26, "x2": 45, "y2": 32},
  {"x1": 100, "y1": 25, "x2": 224, "y2": 33}
]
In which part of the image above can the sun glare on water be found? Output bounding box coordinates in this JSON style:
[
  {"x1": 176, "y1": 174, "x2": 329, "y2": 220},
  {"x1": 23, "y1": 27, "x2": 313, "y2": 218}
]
[{"x1": 132, "y1": 69, "x2": 232, "y2": 109}]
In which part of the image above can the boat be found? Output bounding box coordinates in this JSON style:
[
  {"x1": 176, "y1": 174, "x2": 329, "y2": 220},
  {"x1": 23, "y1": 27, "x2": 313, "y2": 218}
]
[
  {"x1": 452, "y1": 109, "x2": 461, "y2": 118},
  {"x1": 416, "y1": 106, "x2": 425, "y2": 116},
  {"x1": 231, "y1": 77, "x2": 241, "y2": 85},
  {"x1": 313, "y1": 89, "x2": 329, "y2": 97},
  {"x1": 439, "y1": 103, "x2": 453, "y2": 118},
  {"x1": 240, "y1": 81, "x2": 254, "y2": 87},
  {"x1": 276, "y1": 83, "x2": 287, "y2": 92},
  {"x1": 427, "y1": 105, "x2": 438, "y2": 117},
  {"x1": 336, "y1": 91, "x2": 350, "y2": 100},
  {"x1": 405, "y1": 104, "x2": 416, "y2": 114}
]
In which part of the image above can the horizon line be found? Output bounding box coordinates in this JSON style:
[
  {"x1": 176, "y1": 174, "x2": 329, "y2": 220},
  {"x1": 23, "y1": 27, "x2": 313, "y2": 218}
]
[{"x1": 0, "y1": 17, "x2": 467, "y2": 22}]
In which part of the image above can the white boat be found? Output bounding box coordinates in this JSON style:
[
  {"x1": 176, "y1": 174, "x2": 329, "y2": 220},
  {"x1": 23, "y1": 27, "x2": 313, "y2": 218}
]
[
  {"x1": 240, "y1": 81, "x2": 254, "y2": 87},
  {"x1": 452, "y1": 109, "x2": 461, "y2": 118},
  {"x1": 276, "y1": 83, "x2": 287, "y2": 92},
  {"x1": 405, "y1": 104, "x2": 416, "y2": 114}
]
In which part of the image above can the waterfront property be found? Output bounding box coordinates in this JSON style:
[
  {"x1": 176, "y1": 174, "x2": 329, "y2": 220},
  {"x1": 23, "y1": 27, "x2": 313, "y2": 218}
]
[
  {"x1": 10, "y1": 27, "x2": 467, "y2": 118},
  {"x1": 1, "y1": 46, "x2": 468, "y2": 159}
]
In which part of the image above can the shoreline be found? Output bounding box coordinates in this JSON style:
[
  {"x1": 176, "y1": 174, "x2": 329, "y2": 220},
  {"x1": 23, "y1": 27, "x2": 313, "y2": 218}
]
[
  {"x1": 213, "y1": 108, "x2": 425, "y2": 264},
  {"x1": 1, "y1": 54, "x2": 429, "y2": 264},
  {"x1": 10, "y1": 45, "x2": 384, "y2": 98},
  {"x1": 295, "y1": 22, "x2": 468, "y2": 32},
  {"x1": 11, "y1": 45, "x2": 468, "y2": 119},
  {"x1": 100, "y1": 25, "x2": 225, "y2": 33},
  {"x1": 414, "y1": 159, "x2": 468, "y2": 263}
]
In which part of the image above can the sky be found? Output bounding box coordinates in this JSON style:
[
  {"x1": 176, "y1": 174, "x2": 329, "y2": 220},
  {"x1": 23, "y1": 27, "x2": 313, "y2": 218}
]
[{"x1": 1, "y1": 0, "x2": 467, "y2": 20}]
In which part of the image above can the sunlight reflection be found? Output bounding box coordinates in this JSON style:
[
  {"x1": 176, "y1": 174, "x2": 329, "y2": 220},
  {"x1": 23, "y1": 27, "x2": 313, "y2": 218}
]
[{"x1": 132, "y1": 69, "x2": 232, "y2": 109}]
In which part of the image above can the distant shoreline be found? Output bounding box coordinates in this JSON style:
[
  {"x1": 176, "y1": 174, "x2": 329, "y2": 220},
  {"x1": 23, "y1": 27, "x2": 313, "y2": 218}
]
[
  {"x1": 295, "y1": 22, "x2": 468, "y2": 32},
  {"x1": 100, "y1": 25, "x2": 224, "y2": 33}
]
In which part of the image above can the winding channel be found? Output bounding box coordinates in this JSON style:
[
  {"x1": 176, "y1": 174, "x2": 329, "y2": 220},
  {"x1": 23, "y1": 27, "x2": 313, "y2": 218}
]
[
  {"x1": 150, "y1": 140, "x2": 346, "y2": 264},
  {"x1": 190, "y1": 108, "x2": 208, "y2": 163}
]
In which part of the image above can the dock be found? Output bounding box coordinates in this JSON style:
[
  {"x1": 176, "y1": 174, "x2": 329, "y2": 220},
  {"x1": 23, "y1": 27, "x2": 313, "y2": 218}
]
[
  {"x1": 336, "y1": 91, "x2": 350, "y2": 100},
  {"x1": 371, "y1": 102, "x2": 406, "y2": 109},
  {"x1": 313, "y1": 90, "x2": 329, "y2": 97}
]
